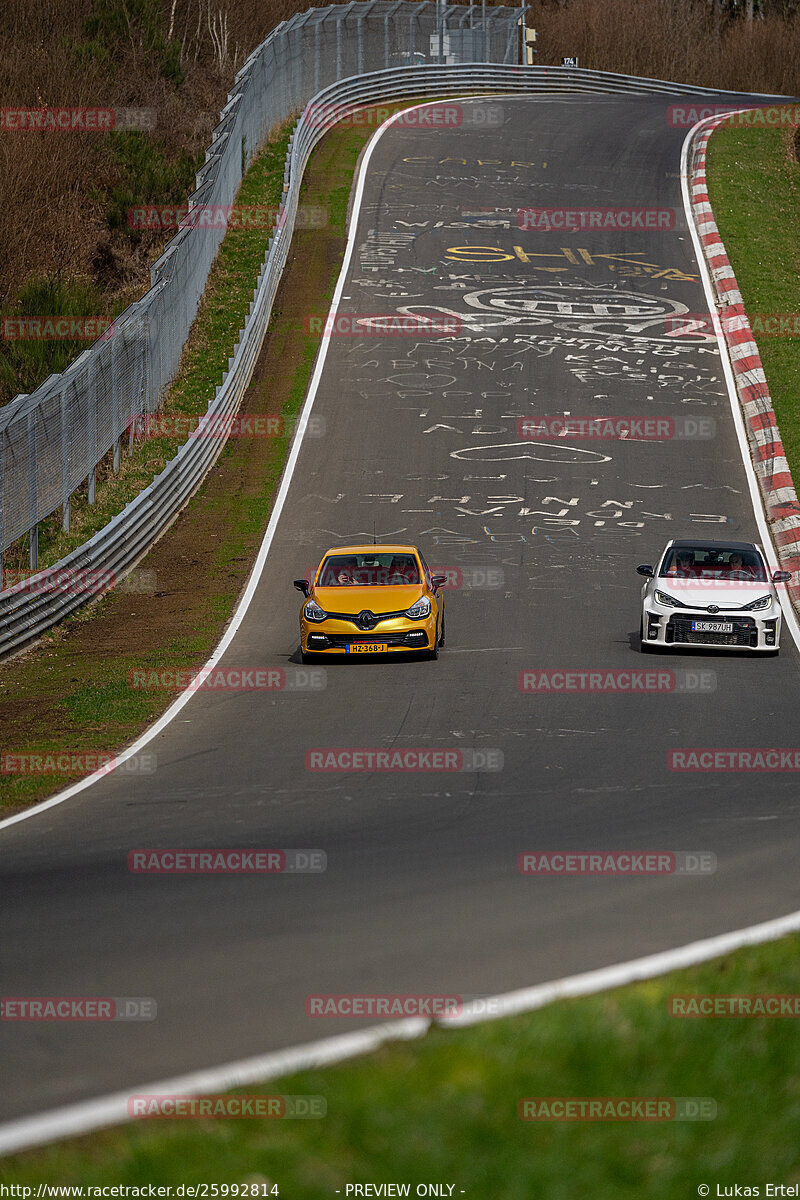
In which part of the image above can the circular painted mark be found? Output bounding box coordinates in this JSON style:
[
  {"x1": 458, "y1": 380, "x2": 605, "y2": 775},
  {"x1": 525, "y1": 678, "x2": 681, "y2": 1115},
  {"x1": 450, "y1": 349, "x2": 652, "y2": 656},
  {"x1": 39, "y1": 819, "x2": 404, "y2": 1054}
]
[
  {"x1": 451, "y1": 441, "x2": 612, "y2": 464},
  {"x1": 387, "y1": 373, "x2": 456, "y2": 389},
  {"x1": 462, "y1": 285, "x2": 687, "y2": 320}
]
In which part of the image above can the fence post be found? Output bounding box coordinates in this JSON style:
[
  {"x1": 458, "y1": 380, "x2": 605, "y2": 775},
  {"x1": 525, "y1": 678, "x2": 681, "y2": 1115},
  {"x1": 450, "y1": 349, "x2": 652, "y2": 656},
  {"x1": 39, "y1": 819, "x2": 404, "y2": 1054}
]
[
  {"x1": 88, "y1": 357, "x2": 97, "y2": 506},
  {"x1": 0, "y1": 435, "x2": 3, "y2": 588},
  {"x1": 112, "y1": 338, "x2": 122, "y2": 473},
  {"x1": 27, "y1": 410, "x2": 38, "y2": 569},
  {"x1": 60, "y1": 388, "x2": 71, "y2": 533},
  {"x1": 337, "y1": 10, "x2": 342, "y2": 78},
  {"x1": 456, "y1": 5, "x2": 470, "y2": 62}
]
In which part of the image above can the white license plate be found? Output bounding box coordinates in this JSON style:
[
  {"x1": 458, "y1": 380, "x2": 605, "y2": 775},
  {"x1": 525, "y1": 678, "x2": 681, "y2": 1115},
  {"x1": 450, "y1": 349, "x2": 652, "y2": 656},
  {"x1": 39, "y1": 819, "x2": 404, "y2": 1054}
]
[{"x1": 691, "y1": 620, "x2": 734, "y2": 633}]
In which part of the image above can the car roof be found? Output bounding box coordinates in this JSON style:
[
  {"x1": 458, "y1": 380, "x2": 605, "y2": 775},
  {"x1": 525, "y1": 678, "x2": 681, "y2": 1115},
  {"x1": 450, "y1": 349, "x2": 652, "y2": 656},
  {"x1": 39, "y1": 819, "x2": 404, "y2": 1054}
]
[
  {"x1": 321, "y1": 544, "x2": 421, "y2": 556},
  {"x1": 667, "y1": 539, "x2": 761, "y2": 553}
]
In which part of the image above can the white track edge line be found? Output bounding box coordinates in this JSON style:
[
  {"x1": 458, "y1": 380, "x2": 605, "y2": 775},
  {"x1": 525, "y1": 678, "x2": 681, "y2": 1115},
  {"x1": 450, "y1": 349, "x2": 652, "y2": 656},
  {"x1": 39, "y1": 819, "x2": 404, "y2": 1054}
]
[
  {"x1": 679, "y1": 113, "x2": 800, "y2": 654},
  {"x1": 3, "y1": 906, "x2": 800, "y2": 1156},
  {"x1": 0, "y1": 101, "x2": 427, "y2": 834},
  {"x1": 3, "y1": 97, "x2": 800, "y2": 1159}
]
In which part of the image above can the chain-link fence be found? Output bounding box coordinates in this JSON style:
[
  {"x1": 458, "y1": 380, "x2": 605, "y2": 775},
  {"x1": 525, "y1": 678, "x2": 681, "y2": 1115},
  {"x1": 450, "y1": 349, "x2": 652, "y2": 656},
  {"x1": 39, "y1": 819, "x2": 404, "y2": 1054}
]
[{"x1": 0, "y1": 1, "x2": 524, "y2": 571}]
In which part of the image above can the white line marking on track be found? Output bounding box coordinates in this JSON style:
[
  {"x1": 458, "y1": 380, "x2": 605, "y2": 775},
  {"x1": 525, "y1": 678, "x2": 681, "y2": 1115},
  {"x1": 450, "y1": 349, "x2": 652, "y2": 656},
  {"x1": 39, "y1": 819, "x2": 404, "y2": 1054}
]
[
  {"x1": 2, "y1": 906, "x2": 800, "y2": 1155},
  {"x1": 0, "y1": 103, "x2": 425, "y2": 834},
  {"x1": 2, "y1": 97, "x2": 800, "y2": 1160},
  {"x1": 680, "y1": 114, "x2": 800, "y2": 657}
]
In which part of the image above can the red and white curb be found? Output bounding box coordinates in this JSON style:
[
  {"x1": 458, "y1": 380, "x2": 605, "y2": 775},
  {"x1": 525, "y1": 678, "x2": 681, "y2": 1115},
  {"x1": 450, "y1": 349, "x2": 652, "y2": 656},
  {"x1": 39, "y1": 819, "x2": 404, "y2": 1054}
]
[{"x1": 689, "y1": 115, "x2": 800, "y2": 609}]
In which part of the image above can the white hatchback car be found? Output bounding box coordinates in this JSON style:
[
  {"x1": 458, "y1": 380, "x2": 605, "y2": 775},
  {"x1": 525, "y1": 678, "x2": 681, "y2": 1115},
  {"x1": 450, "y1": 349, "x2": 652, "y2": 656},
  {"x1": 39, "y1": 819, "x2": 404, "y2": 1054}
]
[{"x1": 637, "y1": 539, "x2": 791, "y2": 654}]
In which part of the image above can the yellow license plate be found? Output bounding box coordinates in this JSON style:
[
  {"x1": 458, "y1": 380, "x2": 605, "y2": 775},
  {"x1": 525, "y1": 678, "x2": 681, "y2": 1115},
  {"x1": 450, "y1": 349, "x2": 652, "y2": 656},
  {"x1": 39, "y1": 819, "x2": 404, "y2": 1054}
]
[{"x1": 347, "y1": 643, "x2": 387, "y2": 654}]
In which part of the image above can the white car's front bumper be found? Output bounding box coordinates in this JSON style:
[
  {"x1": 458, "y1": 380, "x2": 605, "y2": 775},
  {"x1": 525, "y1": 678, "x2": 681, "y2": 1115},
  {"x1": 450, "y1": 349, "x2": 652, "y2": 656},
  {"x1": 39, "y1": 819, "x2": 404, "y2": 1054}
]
[{"x1": 641, "y1": 600, "x2": 780, "y2": 651}]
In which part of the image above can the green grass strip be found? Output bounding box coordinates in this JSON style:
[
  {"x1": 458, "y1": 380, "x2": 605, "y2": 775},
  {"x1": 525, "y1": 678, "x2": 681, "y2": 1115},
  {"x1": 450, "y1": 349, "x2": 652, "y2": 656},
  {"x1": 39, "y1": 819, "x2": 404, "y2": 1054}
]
[
  {"x1": 2, "y1": 932, "x2": 799, "y2": 1191},
  {"x1": 705, "y1": 125, "x2": 800, "y2": 472}
]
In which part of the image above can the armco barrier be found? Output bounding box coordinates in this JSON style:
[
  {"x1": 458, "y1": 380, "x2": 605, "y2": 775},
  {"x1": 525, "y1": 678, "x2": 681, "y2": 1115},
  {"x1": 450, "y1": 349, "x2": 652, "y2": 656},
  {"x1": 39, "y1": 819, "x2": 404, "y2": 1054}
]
[
  {"x1": 0, "y1": 32, "x2": 793, "y2": 658},
  {"x1": 0, "y1": 1, "x2": 524, "y2": 568}
]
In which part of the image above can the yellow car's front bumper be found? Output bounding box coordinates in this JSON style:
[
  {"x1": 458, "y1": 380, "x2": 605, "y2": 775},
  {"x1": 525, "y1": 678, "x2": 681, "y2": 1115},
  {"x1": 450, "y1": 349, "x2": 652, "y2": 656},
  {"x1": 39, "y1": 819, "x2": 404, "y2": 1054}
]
[{"x1": 301, "y1": 612, "x2": 438, "y2": 656}]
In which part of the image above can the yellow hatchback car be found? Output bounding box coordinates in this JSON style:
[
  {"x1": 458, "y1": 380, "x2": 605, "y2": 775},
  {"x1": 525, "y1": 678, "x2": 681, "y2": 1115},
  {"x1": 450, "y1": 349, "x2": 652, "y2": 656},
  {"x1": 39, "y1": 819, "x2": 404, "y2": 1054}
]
[{"x1": 294, "y1": 544, "x2": 446, "y2": 661}]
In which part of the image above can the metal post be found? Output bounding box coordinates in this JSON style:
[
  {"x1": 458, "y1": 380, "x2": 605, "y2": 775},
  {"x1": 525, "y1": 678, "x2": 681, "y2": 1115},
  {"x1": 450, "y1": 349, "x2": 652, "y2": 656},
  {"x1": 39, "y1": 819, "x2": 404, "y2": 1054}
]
[
  {"x1": 0, "y1": 444, "x2": 3, "y2": 588},
  {"x1": 456, "y1": 6, "x2": 470, "y2": 63},
  {"x1": 88, "y1": 359, "x2": 97, "y2": 506},
  {"x1": 482, "y1": 0, "x2": 487, "y2": 61},
  {"x1": 60, "y1": 388, "x2": 71, "y2": 533},
  {"x1": 439, "y1": 0, "x2": 444, "y2": 63},
  {"x1": 384, "y1": 1, "x2": 404, "y2": 68},
  {"x1": 27, "y1": 409, "x2": 38, "y2": 570},
  {"x1": 337, "y1": 11, "x2": 342, "y2": 78},
  {"x1": 112, "y1": 337, "x2": 121, "y2": 473}
]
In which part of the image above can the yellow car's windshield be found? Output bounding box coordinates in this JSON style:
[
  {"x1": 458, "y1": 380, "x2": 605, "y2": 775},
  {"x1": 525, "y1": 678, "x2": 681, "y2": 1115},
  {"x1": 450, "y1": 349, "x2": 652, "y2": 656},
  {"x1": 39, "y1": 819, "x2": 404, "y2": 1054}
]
[{"x1": 319, "y1": 554, "x2": 421, "y2": 587}]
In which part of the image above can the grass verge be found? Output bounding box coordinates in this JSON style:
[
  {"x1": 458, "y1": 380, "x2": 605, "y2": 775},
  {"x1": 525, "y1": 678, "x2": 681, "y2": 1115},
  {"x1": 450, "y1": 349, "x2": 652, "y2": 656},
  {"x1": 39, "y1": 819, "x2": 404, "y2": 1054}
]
[
  {"x1": 1, "y1": 934, "x2": 799, "y2": 1191},
  {"x1": 705, "y1": 124, "x2": 800, "y2": 473},
  {"x1": 1, "y1": 129, "x2": 291, "y2": 578}
]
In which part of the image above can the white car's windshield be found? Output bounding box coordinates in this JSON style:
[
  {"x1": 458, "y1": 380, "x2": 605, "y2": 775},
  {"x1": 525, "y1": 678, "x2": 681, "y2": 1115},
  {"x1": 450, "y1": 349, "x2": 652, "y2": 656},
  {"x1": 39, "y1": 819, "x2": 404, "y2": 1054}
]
[
  {"x1": 659, "y1": 547, "x2": 767, "y2": 582},
  {"x1": 318, "y1": 554, "x2": 421, "y2": 587}
]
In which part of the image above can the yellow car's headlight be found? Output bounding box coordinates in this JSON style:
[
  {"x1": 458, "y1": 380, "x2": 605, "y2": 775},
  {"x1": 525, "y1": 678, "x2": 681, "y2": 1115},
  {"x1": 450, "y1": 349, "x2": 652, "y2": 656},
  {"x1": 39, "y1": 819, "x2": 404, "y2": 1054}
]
[
  {"x1": 304, "y1": 599, "x2": 327, "y2": 622},
  {"x1": 405, "y1": 596, "x2": 431, "y2": 619}
]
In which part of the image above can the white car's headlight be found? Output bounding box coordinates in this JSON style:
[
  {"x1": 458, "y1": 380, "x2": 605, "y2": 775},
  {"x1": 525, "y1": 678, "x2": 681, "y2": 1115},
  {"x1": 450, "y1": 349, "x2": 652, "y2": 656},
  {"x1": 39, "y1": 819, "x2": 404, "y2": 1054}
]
[
  {"x1": 654, "y1": 590, "x2": 683, "y2": 608},
  {"x1": 405, "y1": 596, "x2": 431, "y2": 619},
  {"x1": 743, "y1": 594, "x2": 772, "y2": 612},
  {"x1": 304, "y1": 599, "x2": 327, "y2": 622}
]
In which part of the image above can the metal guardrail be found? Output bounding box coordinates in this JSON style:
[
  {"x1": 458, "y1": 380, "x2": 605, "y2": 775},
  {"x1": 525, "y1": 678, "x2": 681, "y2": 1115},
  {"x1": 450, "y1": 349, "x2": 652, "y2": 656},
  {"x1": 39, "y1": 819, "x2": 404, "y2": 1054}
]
[
  {"x1": 0, "y1": 2, "x2": 524, "y2": 569},
  {"x1": 0, "y1": 41, "x2": 791, "y2": 658}
]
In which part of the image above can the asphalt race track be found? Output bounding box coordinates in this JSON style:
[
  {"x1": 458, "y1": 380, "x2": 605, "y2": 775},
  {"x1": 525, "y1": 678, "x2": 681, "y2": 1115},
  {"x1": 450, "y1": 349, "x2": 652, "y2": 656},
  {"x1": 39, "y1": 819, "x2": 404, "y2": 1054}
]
[{"x1": 3, "y1": 94, "x2": 800, "y2": 1123}]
